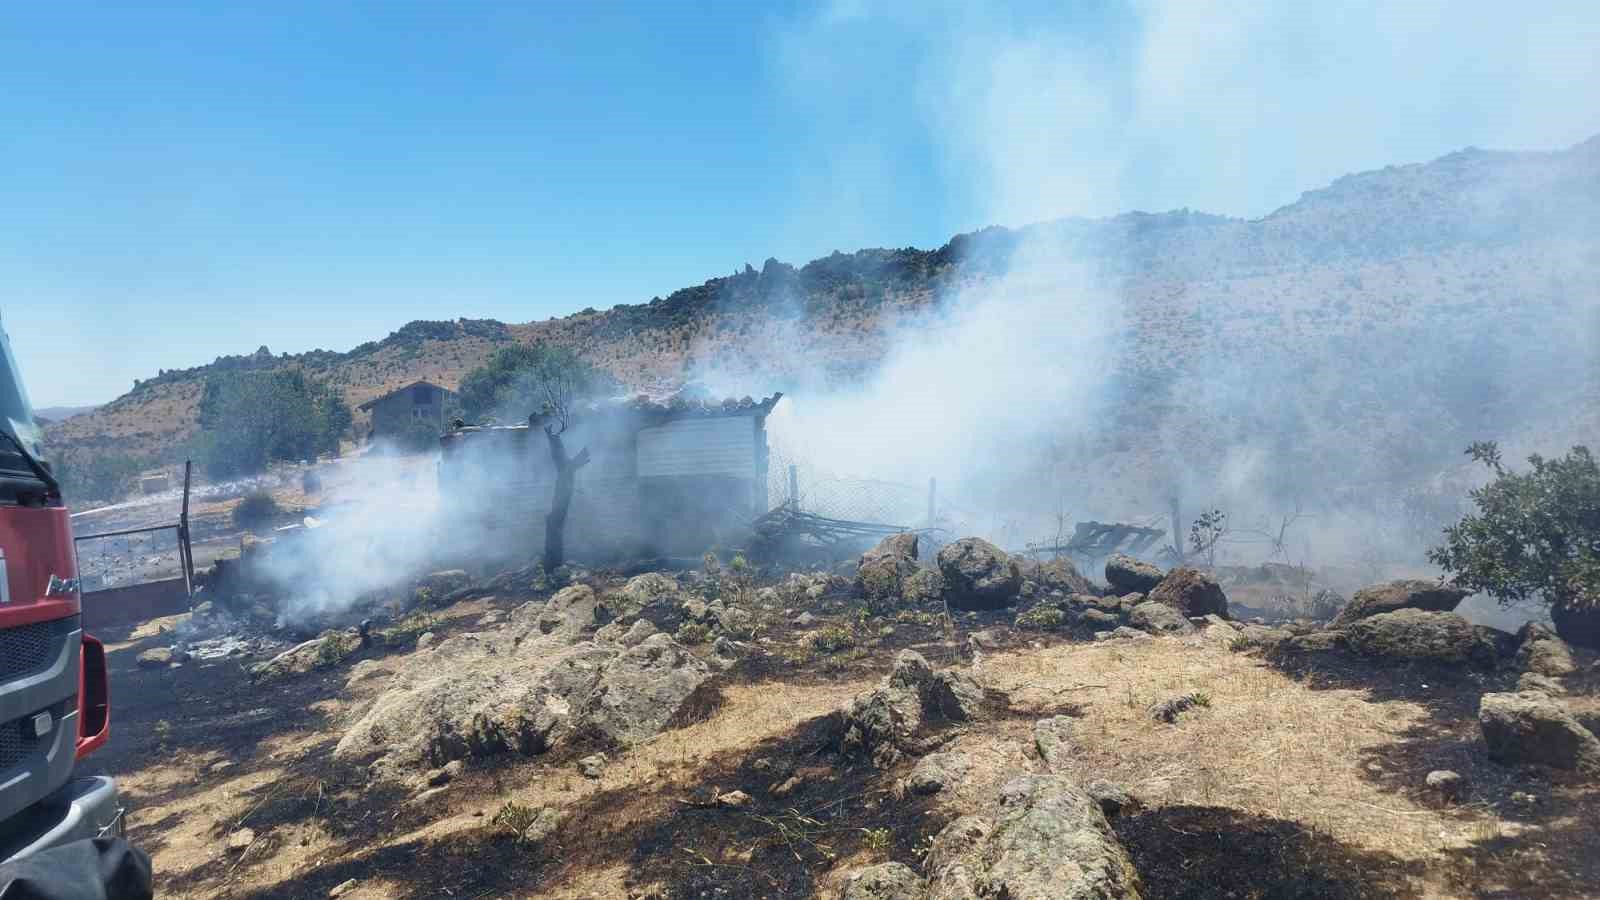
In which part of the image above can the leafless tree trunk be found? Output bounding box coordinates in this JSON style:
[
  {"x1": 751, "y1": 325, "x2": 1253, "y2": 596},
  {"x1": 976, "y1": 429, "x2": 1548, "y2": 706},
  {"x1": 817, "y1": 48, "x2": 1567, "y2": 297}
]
[{"x1": 542, "y1": 423, "x2": 590, "y2": 571}]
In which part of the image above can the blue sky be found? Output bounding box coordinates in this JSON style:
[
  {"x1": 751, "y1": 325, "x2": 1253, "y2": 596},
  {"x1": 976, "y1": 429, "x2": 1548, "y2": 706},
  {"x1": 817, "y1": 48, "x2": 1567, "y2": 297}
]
[{"x1": 4, "y1": 1, "x2": 1596, "y2": 406}]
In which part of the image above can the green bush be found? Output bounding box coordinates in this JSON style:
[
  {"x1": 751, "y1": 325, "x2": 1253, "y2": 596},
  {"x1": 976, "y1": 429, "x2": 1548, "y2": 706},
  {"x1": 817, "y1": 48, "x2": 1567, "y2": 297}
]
[
  {"x1": 197, "y1": 370, "x2": 350, "y2": 477},
  {"x1": 1429, "y1": 442, "x2": 1600, "y2": 612},
  {"x1": 232, "y1": 492, "x2": 281, "y2": 531},
  {"x1": 1016, "y1": 605, "x2": 1067, "y2": 631}
]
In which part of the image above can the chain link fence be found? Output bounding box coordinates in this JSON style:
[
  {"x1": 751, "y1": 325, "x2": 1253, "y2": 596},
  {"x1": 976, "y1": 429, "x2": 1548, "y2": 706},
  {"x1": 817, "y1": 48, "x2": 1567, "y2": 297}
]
[{"x1": 74, "y1": 526, "x2": 189, "y2": 592}]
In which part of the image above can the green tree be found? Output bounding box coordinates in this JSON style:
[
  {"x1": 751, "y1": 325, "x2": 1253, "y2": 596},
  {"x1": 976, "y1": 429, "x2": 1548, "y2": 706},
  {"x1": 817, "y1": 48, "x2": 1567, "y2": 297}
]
[
  {"x1": 52, "y1": 451, "x2": 146, "y2": 504},
  {"x1": 1428, "y1": 442, "x2": 1600, "y2": 613},
  {"x1": 196, "y1": 371, "x2": 351, "y2": 477},
  {"x1": 458, "y1": 345, "x2": 613, "y2": 423}
]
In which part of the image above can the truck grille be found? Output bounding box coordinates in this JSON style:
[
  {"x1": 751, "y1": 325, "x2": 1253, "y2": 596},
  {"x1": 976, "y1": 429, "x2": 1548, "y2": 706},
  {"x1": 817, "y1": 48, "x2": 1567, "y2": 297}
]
[
  {"x1": 0, "y1": 714, "x2": 44, "y2": 773},
  {"x1": 0, "y1": 615, "x2": 76, "y2": 681}
]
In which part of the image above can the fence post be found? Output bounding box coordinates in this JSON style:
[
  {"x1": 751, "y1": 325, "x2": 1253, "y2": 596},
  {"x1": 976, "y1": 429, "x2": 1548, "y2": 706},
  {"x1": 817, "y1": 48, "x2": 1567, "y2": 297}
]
[
  {"x1": 927, "y1": 477, "x2": 937, "y2": 527},
  {"x1": 788, "y1": 465, "x2": 799, "y2": 511}
]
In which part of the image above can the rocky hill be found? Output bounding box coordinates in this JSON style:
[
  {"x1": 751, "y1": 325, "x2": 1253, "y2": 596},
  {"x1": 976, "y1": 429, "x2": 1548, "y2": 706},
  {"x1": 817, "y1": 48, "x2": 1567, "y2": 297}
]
[{"x1": 46, "y1": 136, "x2": 1600, "y2": 517}]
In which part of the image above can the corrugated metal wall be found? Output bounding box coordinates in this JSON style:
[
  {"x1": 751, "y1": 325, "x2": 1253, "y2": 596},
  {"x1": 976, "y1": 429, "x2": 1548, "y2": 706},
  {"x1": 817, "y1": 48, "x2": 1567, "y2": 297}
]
[{"x1": 636, "y1": 418, "x2": 755, "y2": 479}]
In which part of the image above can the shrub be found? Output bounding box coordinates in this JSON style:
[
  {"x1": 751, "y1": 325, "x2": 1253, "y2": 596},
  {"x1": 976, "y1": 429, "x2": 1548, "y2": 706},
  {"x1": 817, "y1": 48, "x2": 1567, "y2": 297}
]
[
  {"x1": 233, "y1": 492, "x2": 280, "y2": 532},
  {"x1": 1428, "y1": 442, "x2": 1600, "y2": 612},
  {"x1": 1016, "y1": 605, "x2": 1066, "y2": 631},
  {"x1": 675, "y1": 622, "x2": 712, "y2": 645},
  {"x1": 811, "y1": 623, "x2": 859, "y2": 654}
]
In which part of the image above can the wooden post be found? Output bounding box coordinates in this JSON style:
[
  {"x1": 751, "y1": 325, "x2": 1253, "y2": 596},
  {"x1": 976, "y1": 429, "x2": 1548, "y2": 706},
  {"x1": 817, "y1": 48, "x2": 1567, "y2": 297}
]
[
  {"x1": 788, "y1": 465, "x2": 799, "y2": 511},
  {"x1": 927, "y1": 477, "x2": 937, "y2": 527},
  {"x1": 1169, "y1": 495, "x2": 1183, "y2": 562}
]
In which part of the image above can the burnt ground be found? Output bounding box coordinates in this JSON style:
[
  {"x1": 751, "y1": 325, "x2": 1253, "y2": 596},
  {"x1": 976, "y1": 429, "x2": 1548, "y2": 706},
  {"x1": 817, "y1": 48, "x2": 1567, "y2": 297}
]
[{"x1": 86, "y1": 570, "x2": 1600, "y2": 900}]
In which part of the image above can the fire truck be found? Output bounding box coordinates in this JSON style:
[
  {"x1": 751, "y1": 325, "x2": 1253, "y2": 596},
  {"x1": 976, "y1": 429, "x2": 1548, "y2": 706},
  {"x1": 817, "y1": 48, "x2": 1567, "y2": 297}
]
[{"x1": 0, "y1": 314, "x2": 124, "y2": 863}]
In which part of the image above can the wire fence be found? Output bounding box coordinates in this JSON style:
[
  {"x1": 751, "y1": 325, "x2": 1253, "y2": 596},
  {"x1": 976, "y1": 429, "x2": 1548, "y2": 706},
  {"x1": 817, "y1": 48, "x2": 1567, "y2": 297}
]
[{"x1": 74, "y1": 527, "x2": 189, "y2": 592}]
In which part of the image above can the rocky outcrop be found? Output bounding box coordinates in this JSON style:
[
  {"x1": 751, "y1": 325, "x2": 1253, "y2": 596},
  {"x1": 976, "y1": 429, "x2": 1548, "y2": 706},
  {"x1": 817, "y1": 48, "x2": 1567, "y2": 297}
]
[
  {"x1": 937, "y1": 538, "x2": 1023, "y2": 611},
  {"x1": 1479, "y1": 691, "x2": 1600, "y2": 774},
  {"x1": 1515, "y1": 622, "x2": 1578, "y2": 677},
  {"x1": 858, "y1": 533, "x2": 921, "y2": 609},
  {"x1": 840, "y1": 651, "x2": 994, "y2": 767},
  {"x1": 1033, "y1": 716, "x2": 1074, "y2": 772},
  {"x1": 334, "y1": 587, "x2": 710, "y2": 775},
  {"x1": 1147, "y1": 567, "x2": 1229, "y2": 618},
  {"x1": 905, "y1": 752, "x2": 971, "y2": 796},
  {"x1": 1329, "y1": 580, "x2": 1470, "y2": 628},
  {"x1": 843, "y1": 862, "x2": 926, "y2": 900},
  {"x1": 1343, "y1": 609, "x2": 1502, "y2": 668},
  {"x1": 1019, "y1": 557, "x2": 1095, "y2": 596},
  {"x1": 926, "y1": 775, "x2": 1142, "y2": 900},
  {"x1": 1128, "y1": 601, "x2": 1196, "y2": 636},
  {"x1": 1105, "y1": 554, "x2": 1163, "y2": 595}
]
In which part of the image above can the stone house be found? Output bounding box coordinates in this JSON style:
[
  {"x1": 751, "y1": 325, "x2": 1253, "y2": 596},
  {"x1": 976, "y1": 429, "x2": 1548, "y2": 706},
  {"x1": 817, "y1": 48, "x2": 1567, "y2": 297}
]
[{"x1": 358, "y1": 381, "x2": 455, "y2": 443}]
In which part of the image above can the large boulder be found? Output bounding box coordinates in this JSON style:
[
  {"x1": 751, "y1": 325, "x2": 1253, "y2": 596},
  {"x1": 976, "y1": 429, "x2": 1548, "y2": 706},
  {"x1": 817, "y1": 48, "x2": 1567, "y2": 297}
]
[
  {"x1": 843, "y1": 862, "x2": 925, "y2": 900},
  {"x1": 1550, "y1": 603, "x2": 1600, "y2": 651},
  {"x1": 937, "y1": 538, "x2": 1023, "y2": 611},
  {"x1": 334, "y1": 590, "x2": 710, "y2": 775},
  {"x1": 840, "y1": 650, "x2": 993, "y2": 767},
  {"x1": 1128, "y1": 601, "x2": 1196, "y2": 636},
  {"x1": 1104, "y1": 554, "x2": 1164, "y2": 594},
  {"x1": 1515, "y1": 622, "x2": 1578, "y2": 677},
  {"x1": 926, "y1": 775, "x2": 1142, "y2": 900},
  {"x1": 1329, "y1": 580, "x2": 1470, "y2": 628},
  {"x1": 858, "y1": 533, "x2": 921, "y2": 609},
  {"x1": 1147, "y1": 567, "x2": 1229, "y2": 618},
  {"x1": 1018, "y1": 557, "x2": 1095, "y2": 596},
  {"x1": 1479, "y1": 691, "x2": 1600, "y2": 774},
  {"x1": 1343, "y1": 609, "x2": 1502, "y2": 668}
]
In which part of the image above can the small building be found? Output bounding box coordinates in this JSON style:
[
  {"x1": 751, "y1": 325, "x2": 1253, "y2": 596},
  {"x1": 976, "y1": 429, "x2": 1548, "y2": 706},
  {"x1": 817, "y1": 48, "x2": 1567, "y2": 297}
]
[
  {"x1": 358, "y1": 381, "x2": 455, "y2": 443},
  {"x1": 439, "y1": 392, "x2": 782, "y2": 561},
  {"x1": 138, "y1": 472, "x2": 170, "y2": 495}
]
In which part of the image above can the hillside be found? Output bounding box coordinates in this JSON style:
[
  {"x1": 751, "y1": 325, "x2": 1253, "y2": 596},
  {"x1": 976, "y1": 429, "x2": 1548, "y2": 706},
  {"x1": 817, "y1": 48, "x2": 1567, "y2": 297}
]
[{"x1": 46, "y1": 136, "x2": 1600, "y2": 526}]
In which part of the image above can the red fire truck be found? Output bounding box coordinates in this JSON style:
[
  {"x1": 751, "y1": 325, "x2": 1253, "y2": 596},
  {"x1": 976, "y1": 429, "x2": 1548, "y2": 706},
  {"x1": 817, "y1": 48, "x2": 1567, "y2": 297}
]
[{"x1": 0, "y1": 315, "x2": 124, "y2": 863}]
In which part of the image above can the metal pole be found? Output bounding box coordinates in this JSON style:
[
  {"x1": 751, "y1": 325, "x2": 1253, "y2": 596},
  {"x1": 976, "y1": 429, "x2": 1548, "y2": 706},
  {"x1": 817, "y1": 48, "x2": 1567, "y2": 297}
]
[
  {"x1": 788, "y1": 465, "x2": 799, "y2": 511},
  {"x1": 179, "y1": 460, "x2": 194, "y2": 603},
  {"x1": 928, "y1": 477, "x2": 937, "y2": 527}
]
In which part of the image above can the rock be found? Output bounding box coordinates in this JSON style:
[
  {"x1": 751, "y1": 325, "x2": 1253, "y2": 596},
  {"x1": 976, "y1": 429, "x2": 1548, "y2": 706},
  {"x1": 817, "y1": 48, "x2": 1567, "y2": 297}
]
[
  {"x1": 410, "y1": 786, "x2": 450, "y2": 807},
  {"x1": 902, "y1": 569, "x2": 947, "y2": 605},
  {"x1": 477, "y1": 610, "x2": 505, "y2": 626},
  {"x1": 251, "y1": 631, "x2": 360, "y2": 682},
  {"x1": 925, "y1": 815, "x2": 992, "y2": 899},
  {"x1": 1282, "y1": 630, "x2": 1347, "y2": 653},
  {"x1": 1105, "y1": 554, "x2": 1164, "y2": 594},
  {"x1": 840, "y1": 651, "x2": 994, "y2": 767},
  {"x1": 1198, "y1": 614, "x2": 1243, "y2": 646},
  {"x1": 858, "y1": 533, "x2": 921, "y2": 609},
  {"x1": 1516, "y1": 622, "x2": 1577, "y2": 677},
  {"x1": 793, "y1": 612, "x2": 818, "y2": 627},
  {"x1": 969, "y1": 629, "x2": 1000, "y2": 651},
  {"x1": 582, "y1": 634, "x2": 715, "y2": 746},
  {"x1": 1479, "y1": 691, "x2": 1600, "y2": 773},
  {"x1": 424, "y1": 761, "x2": 460, "y2": 787},
  {"x1": 335, "y1": 587, "x2": 710, "y2": 775},
  {"x1": 715, "y1": 606, "x2": 755, "y2": 638},
  {"x1": 577, "y1": 753, "x2": 608, "y2": 778},
  {"x1": 1330, "y1": 580, "x2": 1470, "y2": 628},
  {"x1": 226, "y1": 828, "x2": 256, "y2": 853},
  {"x1": 1235, "y1": 623, "x2": 1292, "y2": 649},
  {"x1": 1550, "y1": 603, "x2": 1600, "y2": 651},
  {"x1": 415, "y1": 631, "x2": 436, "y2": 651},
  {"x1": 1517, "y1": 672, "x2": 1567, "y2": 695},
  {"x1": 1343, "y1": 610, "x2": 1502, "y2": 668},
  {"x1": 716, "y1": 789, "x2": 753, "y2": 808},
  {"x1": 1425, "y1": 770, "x2": 1466, "y2": 803},
  {"x1": 1129, "y1": 601, "x2": 1196, "y2": 635},
  {"x1": 137, "y1": 647, "x2": 174, "y2": 669},
  {"x1": 1028, "y1": 557, "x2": 1095, "y2": 596},
  {"x1": 1148, "y1": 693, "x2": 1206, "y2": 723},
  {"x1": 927, "y1": 775, "x2": 1141, "y2": 900},
  {"x1": 328, "y1": 878, "x2": 359, "y2": 898},
  {"x1": 1094, "y1": 626, "x2": 1152, "y2": 642},
  {"x1": 1147, "y1": 567, "x2": 1229, "y2": 618},
  {"x1": 416, "y1": 569, "x2": 473, "y2": 600},
  {"x1": 1033, "y1": 716, "x2": 1074, "y2": 772},
  {"x1": 598, "y1": 573, "x2": 679, "y2": 623},
  {"x1": 905, "y1": 751, "x2": 971, "y2": 796},
  {"x1": 1078, "y1": 609, "x2": 1120, "y2": 631},
  {"x1": 843, "y1": 862, "x2": 925, "y2": 900},
  {"x1": 682, "y1": 598, "x2": 710, "y2": 622},
  {"x1": 937, "y1": 538, "x2": 1023, "y2": 611},
  {"x1": 1085, "y1": 780, "x2": 1139, "y2": 819}
]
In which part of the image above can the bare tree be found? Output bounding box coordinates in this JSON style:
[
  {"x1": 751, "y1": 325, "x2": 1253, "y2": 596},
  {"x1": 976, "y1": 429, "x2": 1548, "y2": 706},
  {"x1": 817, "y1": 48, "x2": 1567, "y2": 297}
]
[{"x1": 541, "y1": 418, "x2": 590, "y2": 571}]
